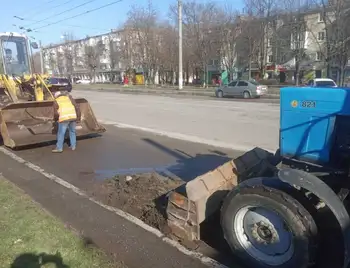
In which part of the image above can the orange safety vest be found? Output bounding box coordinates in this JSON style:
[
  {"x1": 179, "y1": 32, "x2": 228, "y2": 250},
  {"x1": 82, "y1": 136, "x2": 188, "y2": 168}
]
[{"x1": 56, "y1": 95, "x2": 77, "y2": 122}]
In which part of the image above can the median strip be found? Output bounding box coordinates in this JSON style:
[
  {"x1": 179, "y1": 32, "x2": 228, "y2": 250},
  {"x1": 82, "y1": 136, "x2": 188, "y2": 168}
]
[{"x1": 0, "y1": 176, "x2": 125, "y2": 268}]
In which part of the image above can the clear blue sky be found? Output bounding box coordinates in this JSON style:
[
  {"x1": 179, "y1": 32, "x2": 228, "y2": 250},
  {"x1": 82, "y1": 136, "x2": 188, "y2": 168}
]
[{"x1": 1, "y1": 0, "x2": 243, "y2": 46}]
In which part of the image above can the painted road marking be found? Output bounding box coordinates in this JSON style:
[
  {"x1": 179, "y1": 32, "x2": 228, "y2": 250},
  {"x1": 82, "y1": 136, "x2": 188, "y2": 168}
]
[{"x1": 0, "y1": 146, "x2": 228, "y2": 268}]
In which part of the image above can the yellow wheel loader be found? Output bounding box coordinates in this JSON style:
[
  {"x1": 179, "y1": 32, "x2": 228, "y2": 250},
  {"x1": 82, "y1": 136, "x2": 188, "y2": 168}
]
[{"x1": 0, "y1": 32, "x2": 105, "y2": 148}]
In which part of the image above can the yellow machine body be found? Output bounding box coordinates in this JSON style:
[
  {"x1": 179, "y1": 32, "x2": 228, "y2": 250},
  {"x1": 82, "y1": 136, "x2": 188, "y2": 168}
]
[{"x1": 0, "y1": 32, "x2": 105, "y2": 148}]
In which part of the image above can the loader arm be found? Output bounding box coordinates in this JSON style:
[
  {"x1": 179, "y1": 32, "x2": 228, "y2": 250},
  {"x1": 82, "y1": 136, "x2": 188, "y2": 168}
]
[{"x1": 0, "y1": 75, "x2": 19, "y2": 102}]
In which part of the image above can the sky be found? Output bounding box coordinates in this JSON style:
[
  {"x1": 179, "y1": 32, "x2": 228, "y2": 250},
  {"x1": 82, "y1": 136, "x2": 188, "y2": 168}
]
[{"x1": 1, "y1": 0, "x2": 244, "y2": 47}]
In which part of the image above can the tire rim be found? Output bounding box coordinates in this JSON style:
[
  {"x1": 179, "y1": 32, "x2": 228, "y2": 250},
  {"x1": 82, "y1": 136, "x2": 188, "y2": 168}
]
[
  {"x1": 244, "y1": 92, "x2": 250, "y2": 98},
  {"x1": 234, "y1": 206, "x2": 294, "y2": 266},
  {"x1": 218, "y1": 91, "x2": 223, "y2": 97}
]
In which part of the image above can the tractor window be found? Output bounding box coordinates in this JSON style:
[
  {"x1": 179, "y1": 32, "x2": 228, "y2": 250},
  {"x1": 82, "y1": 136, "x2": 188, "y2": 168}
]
[{"x1": 0, "y1": 36, "x2": 30, "y2": 76}]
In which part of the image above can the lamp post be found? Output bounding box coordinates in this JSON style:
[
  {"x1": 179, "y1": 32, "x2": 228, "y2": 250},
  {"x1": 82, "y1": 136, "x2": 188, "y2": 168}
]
[{"x1": 178, "y1": 0, "x2": 183, "y2": 90}]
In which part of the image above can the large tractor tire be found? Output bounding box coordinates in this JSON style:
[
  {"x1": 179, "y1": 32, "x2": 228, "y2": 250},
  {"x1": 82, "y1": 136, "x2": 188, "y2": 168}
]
[{"x1": 221, "y1": 183, "x2": 318, "y2": 268}]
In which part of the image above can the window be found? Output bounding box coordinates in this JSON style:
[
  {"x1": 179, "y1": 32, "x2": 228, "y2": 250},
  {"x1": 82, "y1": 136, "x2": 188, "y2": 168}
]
[
  {"x1": 318, "y1": 32, "x2": 325, "y2": 41},
  {"x1": 316, "y1": 52, "x2": 323, "y2": 61},
  {"x1": 268, "y1": 38, "x2": 273, "y2": 47},
  {"x1": 237, "y1": 81, "x2": 248, "y2": 86},
  {"x1": 318, "y1": 13, "x2": 324, "y2": 22},
  {"x1": 291, "y1": 32, "x2": 306, "y2": 49},
  {"x1": 280, "y1": 54, "x2": 286, "y2": 63},
  {"x1": 0, "y1": 36, "x2": 30, "y2": 76},
  {"x1": 268, "y1": 55, "x2": 274, "y2": 63},
  {"x1": 315, "y1": 80, "x2": 336, "y2": 87},
  {"x1": 228, "y1": 81, "x2": 237, "y2": 87}
]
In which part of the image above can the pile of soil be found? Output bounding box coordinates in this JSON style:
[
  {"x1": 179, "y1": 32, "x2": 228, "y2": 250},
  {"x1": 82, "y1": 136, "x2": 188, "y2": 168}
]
[{"x1": 90, "y1": 173, "x2": 183, "y2": 231}]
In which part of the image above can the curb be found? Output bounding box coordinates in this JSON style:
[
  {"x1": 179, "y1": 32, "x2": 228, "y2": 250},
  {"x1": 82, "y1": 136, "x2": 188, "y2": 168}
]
[{"x1": 74, "y1": 86, "x2": 280, "y2": 99}]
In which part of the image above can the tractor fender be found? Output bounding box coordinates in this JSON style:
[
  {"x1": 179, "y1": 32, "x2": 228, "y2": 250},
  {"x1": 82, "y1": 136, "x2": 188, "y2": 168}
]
[{"x1": 278, "y1": 168, "x2": 350, "y2": 268}]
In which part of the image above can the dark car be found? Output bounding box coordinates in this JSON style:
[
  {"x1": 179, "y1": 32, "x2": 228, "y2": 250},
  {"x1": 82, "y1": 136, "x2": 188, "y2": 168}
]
[{"x1": 47, "y1": 77, "x2": 72, "y2": 92}]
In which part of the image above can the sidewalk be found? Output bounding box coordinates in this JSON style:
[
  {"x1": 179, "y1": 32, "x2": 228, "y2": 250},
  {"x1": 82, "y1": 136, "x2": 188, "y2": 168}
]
[{"x1": 74, "y1": 84, "x2": 280, "y2": 99}]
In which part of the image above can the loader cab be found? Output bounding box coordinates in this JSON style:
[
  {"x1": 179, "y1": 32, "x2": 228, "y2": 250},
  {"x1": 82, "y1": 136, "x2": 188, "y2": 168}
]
[
  {"x1": 0, "y1": 32, "x2": 31, "y2": 76},
  {"x1": 280, "y1": 86, "x2": 350, "y2": 170}
]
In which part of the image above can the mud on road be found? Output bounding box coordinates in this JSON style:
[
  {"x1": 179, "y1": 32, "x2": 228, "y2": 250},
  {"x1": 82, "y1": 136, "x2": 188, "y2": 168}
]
[
  {"x1": 88, "y1": 171, "x2": 238, "y2": 267},
  {"x1": 90, "y1": 173, "x2": 183, "y2": 233}
]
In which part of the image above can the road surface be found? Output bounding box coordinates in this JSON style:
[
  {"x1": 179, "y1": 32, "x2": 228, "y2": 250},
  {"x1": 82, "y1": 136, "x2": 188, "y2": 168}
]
[
  {"x1": 1, "y1": 125, "x2": 243, "y2": 268},
  {"x1": 73, "y1": 90, "x2": 280, "y2": 152}
]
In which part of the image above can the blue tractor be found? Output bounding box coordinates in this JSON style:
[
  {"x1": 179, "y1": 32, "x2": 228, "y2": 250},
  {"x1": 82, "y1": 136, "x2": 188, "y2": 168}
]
[{"x1": 166, "y1": 86, "x2": 350, "y2": 268}]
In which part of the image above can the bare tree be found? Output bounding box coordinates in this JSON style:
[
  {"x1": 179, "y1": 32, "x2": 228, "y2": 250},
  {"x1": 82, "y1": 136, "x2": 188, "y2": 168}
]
[
  {"x1": 84, "y1": 41, "x2": 105, "y2": 83},
  {"x1": 60, "y1": 32, "x2": 76, "y2": 79},
  {"x1": 216, "y1": 7, "x2": 241, "y2": 81},
  {"x1": 109, "y1": 39, "x2": 120, "y2": 75},
  {"x1": 235, "y1": 16, "x2": 262, "y2": 79},
  {"x1": 123, "y1": 1, "x2": 160, "y2": 85},
  {"x1": 182, "y1": 1, "x2": 222, "y2": 87},
  {"x1": 244, "y1": 0, "x2": 279, "y2": 77},
  {"x1": 56, "y1": 49, "x2": 65, "y2": 76},
  {"x1": 316, "y1": 0, "x2": 350, "y2": 85},
  {"x1": 290, "y1": 17, "x2": 308, "y2": 85}
]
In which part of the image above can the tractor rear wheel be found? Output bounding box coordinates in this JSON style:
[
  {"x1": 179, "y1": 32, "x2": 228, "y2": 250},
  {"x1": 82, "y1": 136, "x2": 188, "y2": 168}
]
[{"x1": 221, "y1": 184, "x2": 318, "y2": 268}]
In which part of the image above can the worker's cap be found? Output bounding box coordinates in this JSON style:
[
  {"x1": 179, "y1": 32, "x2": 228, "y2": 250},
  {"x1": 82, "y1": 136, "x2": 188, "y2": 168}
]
[{"x1": 54, "y1": 91, "x2": 61, "y2": 98}]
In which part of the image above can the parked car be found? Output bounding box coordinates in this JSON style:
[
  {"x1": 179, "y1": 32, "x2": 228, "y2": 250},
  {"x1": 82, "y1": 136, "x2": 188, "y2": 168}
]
[
  {"x1": 76, "y1": 79, "x2": 91, "y2": 84},
  {"x1": 46, "y1": 77, "x2": 72, "y2": 92},
  {"x1": 307, "y1": 78, "x2": 338, "y2": 87},
  {"x1": 215, "y1": 79, "x2": 268, "y2": 99}
]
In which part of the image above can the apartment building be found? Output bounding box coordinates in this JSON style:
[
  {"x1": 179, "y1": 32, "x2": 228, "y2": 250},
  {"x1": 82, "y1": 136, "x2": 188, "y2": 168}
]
[
  {"x1": 42, "y1": 30, "x2": 124, "y2": 82},
  {"x1": 264, "y1": 5, "x2": 350, "y2": 83}
]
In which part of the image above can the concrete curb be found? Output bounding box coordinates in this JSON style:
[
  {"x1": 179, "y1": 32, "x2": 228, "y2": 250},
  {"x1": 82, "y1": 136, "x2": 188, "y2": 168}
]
[{"x1": 74, "y1": 86, "x2": 280, "y2": 99}]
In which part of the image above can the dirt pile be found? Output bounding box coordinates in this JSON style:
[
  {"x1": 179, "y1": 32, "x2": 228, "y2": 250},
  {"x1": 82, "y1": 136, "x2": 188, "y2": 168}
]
[{"x1": 90, "y1": 173, "x2": 183, "y2": 231}]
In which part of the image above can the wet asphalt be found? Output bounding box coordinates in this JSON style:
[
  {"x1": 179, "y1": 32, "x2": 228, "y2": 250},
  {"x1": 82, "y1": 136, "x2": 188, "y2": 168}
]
[
  {"x1": 1, "y1": 124, "x2": 244, "y2": 268},
  {"x1": 12, "y1": 125, "x2": 243, "y2": 187}
]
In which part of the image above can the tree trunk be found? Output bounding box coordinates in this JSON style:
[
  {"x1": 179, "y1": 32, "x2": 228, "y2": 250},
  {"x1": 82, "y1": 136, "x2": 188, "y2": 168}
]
[
  {"x1": 295, "y1": 55, "x2": 300, "y2": 86},
  {"x1": 248, "y1": 57, "x2": 252, "y2": 80}
]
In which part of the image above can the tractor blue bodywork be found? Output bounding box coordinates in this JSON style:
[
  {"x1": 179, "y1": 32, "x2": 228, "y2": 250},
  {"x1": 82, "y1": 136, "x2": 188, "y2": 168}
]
[{"x1": 280, "y1": 86, "x2": 350, "y2": 165}]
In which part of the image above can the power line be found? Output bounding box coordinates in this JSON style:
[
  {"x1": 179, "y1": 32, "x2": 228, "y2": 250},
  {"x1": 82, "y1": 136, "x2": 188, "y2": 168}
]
[
  {"x1": 24, "y1": 0, "x2": 99, "y2": 27},
  {"x1": 17, "y1": 0, "x2": 57, "y2": 17},
  {"x1": 22, "y1": 0, "x2": 76, "y2": 23},
  {"x1": 13, "y1": 17, "x2": 110, "y2": 31},
  {"x1": 33, "y1": 0, "x2": 123, "y2": 31}
]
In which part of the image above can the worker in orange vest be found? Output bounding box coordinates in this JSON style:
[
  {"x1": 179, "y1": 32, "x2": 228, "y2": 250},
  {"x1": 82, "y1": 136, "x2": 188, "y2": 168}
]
[{"x1": 52, "y1": 91, "x2": 81, "y2": 153}]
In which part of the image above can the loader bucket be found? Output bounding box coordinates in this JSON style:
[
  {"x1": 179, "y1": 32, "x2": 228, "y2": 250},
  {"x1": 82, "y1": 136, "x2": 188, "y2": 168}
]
[
  {"x1": 166, "y1": 147, "x2": 275, "y2": 242},
  {"x1": 0, "y1": 98, "x2": 106, "y2": 148}
]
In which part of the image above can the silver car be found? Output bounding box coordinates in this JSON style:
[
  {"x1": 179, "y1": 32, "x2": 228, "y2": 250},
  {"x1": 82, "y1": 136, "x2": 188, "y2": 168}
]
[{"x1": 215, "y1": 80, "x2": 268, "y2": 99}]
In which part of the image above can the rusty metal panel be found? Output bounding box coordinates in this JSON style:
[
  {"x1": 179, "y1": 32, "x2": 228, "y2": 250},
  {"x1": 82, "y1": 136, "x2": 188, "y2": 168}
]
[
  {"x1": 0, "y1": 98, "x2": 105, "y2": 148},
  {"x1": 166, "y1": 147, "x2": 274, "y2": 242}
]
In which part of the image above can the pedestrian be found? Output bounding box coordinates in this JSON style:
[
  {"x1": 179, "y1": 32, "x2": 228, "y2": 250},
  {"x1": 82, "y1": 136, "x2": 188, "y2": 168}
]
[{"x1": 52, "y1": 91, "x2": 81, "y2": 153}]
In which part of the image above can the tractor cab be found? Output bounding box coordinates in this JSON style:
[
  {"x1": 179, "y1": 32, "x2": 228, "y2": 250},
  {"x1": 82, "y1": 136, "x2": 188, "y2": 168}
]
[{"x1": 0, "y1": 32, "x2": 32, "y2": 76}]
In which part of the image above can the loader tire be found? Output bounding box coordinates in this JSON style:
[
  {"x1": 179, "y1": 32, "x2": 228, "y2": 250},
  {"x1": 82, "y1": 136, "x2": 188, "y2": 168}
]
[{"x1": 221, "y1": 184, "x2": 318, "y2": 268}]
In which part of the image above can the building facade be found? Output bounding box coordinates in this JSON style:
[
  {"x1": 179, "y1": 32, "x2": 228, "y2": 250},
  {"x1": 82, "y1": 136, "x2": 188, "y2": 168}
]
[{"x1": 42, "y1": 30, "x2": 124, "y2": 83}]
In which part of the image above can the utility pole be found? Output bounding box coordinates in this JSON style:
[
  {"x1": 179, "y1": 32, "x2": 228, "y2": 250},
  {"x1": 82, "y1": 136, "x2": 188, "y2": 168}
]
[
  {"x1": 39, "y1": 40, "x2": 44, "y2": 74},
  {"x1": 178, "y1": 0, "x2": 183, "y2": 90}
]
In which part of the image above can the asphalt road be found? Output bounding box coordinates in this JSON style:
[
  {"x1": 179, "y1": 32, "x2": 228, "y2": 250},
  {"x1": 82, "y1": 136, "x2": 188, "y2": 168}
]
[
  {"x1": 1, "y1": 125, "x2": 244, "y2": 268},
  {"x1": 72, "y1": 89, "x2": 280, "y2": 152},
  {"x1": 14, "y1": 125, "x2": 243, "y2": 185}
]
